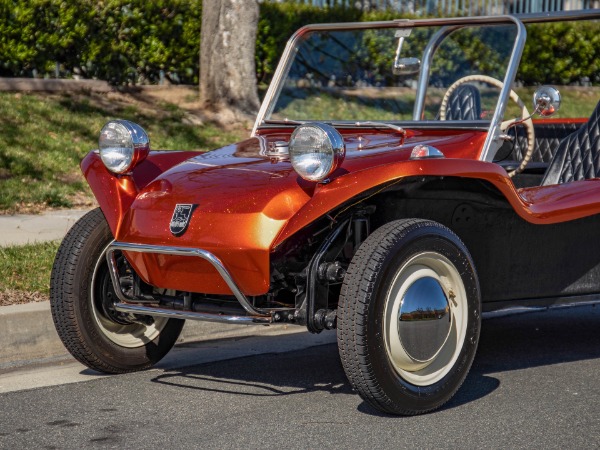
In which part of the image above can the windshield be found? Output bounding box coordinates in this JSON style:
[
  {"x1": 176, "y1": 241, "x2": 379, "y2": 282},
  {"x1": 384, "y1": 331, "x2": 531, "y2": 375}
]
[{"x1": 263, "y1": 21, "x2": 519, "y2": 124}]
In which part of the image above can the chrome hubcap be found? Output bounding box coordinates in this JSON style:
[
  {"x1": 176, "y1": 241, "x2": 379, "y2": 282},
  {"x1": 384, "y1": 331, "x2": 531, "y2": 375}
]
[
  {"x1": 398, "y1": 277, "x2": 452, "y2": 363},
  {"x1": 384, "y1": 252, "x2": 468, "y2": 386}
]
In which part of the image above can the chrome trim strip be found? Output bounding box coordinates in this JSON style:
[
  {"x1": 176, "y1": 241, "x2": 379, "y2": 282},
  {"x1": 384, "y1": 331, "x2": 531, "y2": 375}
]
[
  {"x1": 261, "y1": 121, "x2": 490, "y2": 131},
  {"x1": 106, "y1": 241, "x2": 270, "y2": 318},
  {"x1": 113, "y1": 303, "x2": 272, "y2": 324}
]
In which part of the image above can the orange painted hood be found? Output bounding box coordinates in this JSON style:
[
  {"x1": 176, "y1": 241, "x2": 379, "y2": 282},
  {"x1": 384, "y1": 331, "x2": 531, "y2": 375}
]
[{"x1": 112, "y1": 128, "x2": 487, "y2": 295}]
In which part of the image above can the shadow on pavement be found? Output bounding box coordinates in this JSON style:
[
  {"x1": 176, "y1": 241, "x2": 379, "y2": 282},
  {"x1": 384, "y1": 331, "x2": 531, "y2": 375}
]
[
  {"x1": 152, "y1": 343, "x2": 352, "y2": 398},
  {"x1": 149, "y1": 305, "x2": 600, "y2": 415}
]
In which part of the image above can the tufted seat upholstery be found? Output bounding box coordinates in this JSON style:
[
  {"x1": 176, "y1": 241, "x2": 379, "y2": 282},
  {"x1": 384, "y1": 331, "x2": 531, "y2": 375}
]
[
  {"x1": 511, "y1": 122, "x2": 583, "y2": 164},
  {"x1": 541, "y1": 100, "x2": 600, "y2": 186},
  {"x1": 444, "y1": 84, "x2": 482, "y2": 121}
]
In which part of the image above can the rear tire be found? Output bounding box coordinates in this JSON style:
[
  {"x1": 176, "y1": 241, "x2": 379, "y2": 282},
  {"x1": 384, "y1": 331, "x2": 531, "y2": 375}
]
[
  {"x1": 50, "y1": 208, "x2": 184, "y2": 373},
  {"x1": 337, "y1": 219, "x2": 481, "y2": 415}
]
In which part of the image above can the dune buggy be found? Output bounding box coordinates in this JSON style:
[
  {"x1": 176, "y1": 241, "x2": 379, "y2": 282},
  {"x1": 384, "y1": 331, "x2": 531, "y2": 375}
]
[{"x1": 51, "y1": 11, "x2": 600, "y2": 414}]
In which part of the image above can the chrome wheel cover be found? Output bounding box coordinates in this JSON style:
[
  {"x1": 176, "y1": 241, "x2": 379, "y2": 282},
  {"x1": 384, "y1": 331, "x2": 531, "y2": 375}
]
[
  {"x1": 90, "y1": 244, "x2": 167, "y2": 348},
  {"x1": 383, "y1": 252, "x2": 468, "y2": 386}
]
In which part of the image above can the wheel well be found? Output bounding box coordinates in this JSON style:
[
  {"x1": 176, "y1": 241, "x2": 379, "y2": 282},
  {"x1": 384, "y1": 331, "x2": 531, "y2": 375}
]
[
  {"x1": 273, "y1": 174, "x2": 600, "y2": 319},
  {"x1": 358, "y1": 176, "x2": 600, "y2": 307},
  {"x1": 366, "y1": 176, "x2": 512, "y2": 233},
  {"x1": 357, "y1": 176, "x2": 518, "y2": 306},
  {"x1": 269, "y1": 176, "x2": 517, "y2": 320}
]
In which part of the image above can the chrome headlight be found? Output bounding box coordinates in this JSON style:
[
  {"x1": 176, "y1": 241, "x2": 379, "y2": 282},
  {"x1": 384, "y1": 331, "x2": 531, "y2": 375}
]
[
  {"x1": 98, "y1": 120, "x2": 150, "y2": 174},
  {"x1": 289, "y1": 123, "x2": 345, "y2": 182}
]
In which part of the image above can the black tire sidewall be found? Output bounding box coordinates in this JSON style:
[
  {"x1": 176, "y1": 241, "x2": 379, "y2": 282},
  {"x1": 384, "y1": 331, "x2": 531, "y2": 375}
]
[
  {"x1": 367, "y1": 224, "x2": 480, "y2": 413},
  {"x1": 51, "y1": 208, "x2": 184, "y2": 373}
]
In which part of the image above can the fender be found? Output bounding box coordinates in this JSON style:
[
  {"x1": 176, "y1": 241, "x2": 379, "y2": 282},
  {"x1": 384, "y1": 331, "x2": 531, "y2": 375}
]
[
  {"x1": 81, "y1": 150, "x2": 201, "y2": 237},
  {"x1": 272, "y1": 158, "x2": 600, "y2": 248}
]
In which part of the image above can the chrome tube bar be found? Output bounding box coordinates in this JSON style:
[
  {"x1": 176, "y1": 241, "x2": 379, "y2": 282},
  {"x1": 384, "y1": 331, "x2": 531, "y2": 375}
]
[
  {"x1": 412, "y1": 25, "x2": 462, "y2": 121},
  {"x1": 113, "y1": 303, "x2": 272, "y2": 324},
  {"x1": 253, "y1": 11, "x2": 600, "y2": 141},
  {"x1": 481, "y1": 17, "x2": 527, "y2": 162},
  {"x1": 106, "y1": 241, "x2": 271, "y2": 318}
]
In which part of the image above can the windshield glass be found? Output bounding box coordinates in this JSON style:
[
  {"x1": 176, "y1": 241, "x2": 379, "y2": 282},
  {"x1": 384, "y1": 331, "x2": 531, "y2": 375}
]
[{"x1": 265, "y1": 22, "x2": 518, "y2": 123}]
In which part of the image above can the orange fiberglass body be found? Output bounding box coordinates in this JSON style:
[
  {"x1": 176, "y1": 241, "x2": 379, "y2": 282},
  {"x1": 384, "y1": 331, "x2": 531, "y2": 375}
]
[{"x1": 82, "y1": 122, "x2": 600, "y2": 298}]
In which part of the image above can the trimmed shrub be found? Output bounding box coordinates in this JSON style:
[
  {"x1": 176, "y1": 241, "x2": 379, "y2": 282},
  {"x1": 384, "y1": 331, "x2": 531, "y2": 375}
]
[
  {"x1": 0, "y1": 0, "x2": 201, "y2": 84},
  {"x1": 518, "y1": 21, "x2": 600, "y2": 85},
  {"x1": 0, "y1": 1, "x2": 596, "y2": 86},
  {"x1": 256, "y1": 3, "x2": 401, "y2": 84}
]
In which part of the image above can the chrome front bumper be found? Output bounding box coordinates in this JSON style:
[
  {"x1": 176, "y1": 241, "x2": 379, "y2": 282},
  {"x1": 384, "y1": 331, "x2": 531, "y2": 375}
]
[{"x1": 105, "y1": 241, "x2": 278, "y2": 324}]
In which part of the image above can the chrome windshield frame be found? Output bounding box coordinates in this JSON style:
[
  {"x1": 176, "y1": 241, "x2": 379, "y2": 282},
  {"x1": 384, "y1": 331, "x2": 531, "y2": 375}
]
[
  {"x1": 252, "y1": 11, "x2": 600, "y2": 163},
  {"x1": 252, "y1": 15, "x2": 523, "y2": 137},
  {"x1": 411, "y1": 16, "x2": 526, "y2": 162}
]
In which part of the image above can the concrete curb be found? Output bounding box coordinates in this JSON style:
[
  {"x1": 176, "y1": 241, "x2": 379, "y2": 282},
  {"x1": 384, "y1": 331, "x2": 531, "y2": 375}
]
[{"x1": 0, "y1": 301, "x2": 303, "y2": 369}]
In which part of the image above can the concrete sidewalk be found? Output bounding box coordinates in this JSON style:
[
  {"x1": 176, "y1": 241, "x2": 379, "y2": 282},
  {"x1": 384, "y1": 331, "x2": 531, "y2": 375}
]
[
  {"x1": 1, "y1": 208, "x2": 86, "y2": 367},
  {"x1": 0, "y1": 208, "x2": 307, "y2": 369},
  {"x1": 0, "y1": 208, "x2": 90, "y2": 246}
]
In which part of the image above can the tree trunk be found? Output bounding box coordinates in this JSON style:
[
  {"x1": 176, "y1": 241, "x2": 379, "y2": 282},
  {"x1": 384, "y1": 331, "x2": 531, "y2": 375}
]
[{"x1": 200, "y1": 0, "x2": 260, "y2": 117}]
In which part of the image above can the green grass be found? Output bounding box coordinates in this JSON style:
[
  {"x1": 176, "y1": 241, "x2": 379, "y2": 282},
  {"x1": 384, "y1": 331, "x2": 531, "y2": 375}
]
[
  {"x1": 512, "y1": 86, "x2": 600, "y2": 119},
  {"x1": 0, "y1": 91, "x2": 247, "y2": 213},
  {"x1": 0, "y1": 241, "x2": 60, "y2": 302},
  {"x1": 273, "y1": 86, "x2": 600, "y2": 123},
  {"x1": 273, "y1": 88, "x2": 415, "y2": 121}
]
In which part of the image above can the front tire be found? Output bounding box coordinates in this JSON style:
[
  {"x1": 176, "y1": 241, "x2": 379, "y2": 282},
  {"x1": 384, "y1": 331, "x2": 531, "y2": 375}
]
[
  {"x1": 50, "y1": 208, "x2": 184, "y2": 373},
  {"x1": 337, "y1": 219, "x2": 481, "y2": 415}
]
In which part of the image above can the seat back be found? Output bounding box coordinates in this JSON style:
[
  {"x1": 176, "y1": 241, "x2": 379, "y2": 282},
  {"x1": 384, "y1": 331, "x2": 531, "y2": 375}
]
[
  {"x1": 509, "y1": 122, "x2": 583, "y2": 164},
  {"x1": 444, "y1": 84, "x2": 481, "y2": 121},
  {"x1": 541, "y1": 100, "x2": 600, "y2": 186}
]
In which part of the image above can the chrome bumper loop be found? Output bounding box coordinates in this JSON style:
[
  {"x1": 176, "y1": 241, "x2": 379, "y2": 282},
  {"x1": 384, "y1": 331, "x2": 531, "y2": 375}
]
[{"x1": 105, "y1": 241, "x2": 274, "y2": 324}]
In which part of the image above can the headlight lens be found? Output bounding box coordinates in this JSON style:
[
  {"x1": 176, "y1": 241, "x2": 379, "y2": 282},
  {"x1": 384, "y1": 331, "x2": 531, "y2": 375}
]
[
  {"x1": 98, "y1": 120, "x2": 150, "y2": 174},
  {"x1": 289, "y1": 123, "x2": 345, "y2": 182}
]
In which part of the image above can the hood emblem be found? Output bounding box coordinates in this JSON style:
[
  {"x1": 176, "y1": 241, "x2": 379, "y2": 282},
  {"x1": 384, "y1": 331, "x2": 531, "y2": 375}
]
[{"x1": 170, "y1": 204, "x2": 197, "y2": 236}]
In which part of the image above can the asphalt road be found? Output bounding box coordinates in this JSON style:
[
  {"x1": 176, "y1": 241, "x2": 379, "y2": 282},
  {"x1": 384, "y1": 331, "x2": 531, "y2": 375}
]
[{"x1": 2, "y1": 305, "x2": 600, "y2": 449}]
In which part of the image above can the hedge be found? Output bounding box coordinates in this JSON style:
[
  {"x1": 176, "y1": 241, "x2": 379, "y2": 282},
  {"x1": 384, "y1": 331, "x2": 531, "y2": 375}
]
[
  {"x1": 257, "y1": 4, "x2": 600, "y2": 86},
  {"x1": 256, "y1": 4, "x2": 402, "y2": 84},
  {"x1": 0, "y1": 1, "x2": 597, "y2": 86},
  {"x1": 519, "y1": 21, "x2": 600, "y2": 85},
  {"x1": 0, "y1": 0, "x2": 201, "y2": 85}
]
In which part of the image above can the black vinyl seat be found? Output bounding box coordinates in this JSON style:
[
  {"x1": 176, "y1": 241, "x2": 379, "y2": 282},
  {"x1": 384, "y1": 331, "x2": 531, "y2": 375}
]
[
  {"x1": 444, "y1": 84, "x2": 482, "y2": 121},
  {"x1": 541, "y1": 100, "x2": 600, "y2": 186},
  {"x1": 510, "y1": 122, "x2": 583, "y2": 165}
]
